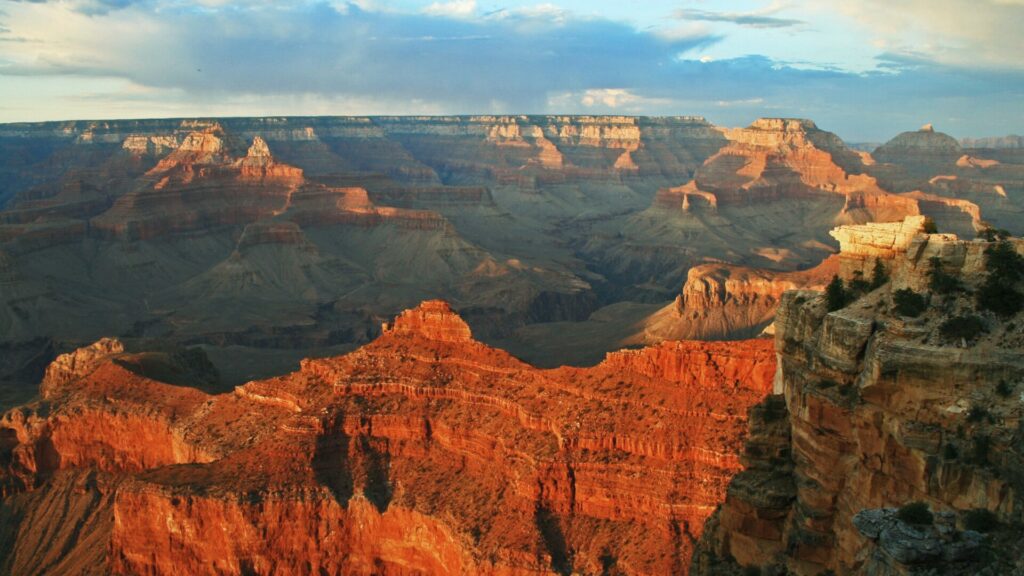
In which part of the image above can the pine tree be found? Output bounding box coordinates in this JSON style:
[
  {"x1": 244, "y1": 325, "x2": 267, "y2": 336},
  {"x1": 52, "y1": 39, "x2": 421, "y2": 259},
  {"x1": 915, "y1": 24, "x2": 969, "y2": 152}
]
[
  {"x1": 870, "y1": 258, "x2": 888, "y2": 289},
  {"x1": 826, "y1": 275, "x2": 848, "y2": 311}
]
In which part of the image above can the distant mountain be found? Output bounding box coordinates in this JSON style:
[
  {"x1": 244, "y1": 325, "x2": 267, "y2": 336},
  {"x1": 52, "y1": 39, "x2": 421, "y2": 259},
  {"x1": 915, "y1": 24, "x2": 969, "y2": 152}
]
[{"x1": 961, "y1": 134, "x2": 1024, "y2": 148}]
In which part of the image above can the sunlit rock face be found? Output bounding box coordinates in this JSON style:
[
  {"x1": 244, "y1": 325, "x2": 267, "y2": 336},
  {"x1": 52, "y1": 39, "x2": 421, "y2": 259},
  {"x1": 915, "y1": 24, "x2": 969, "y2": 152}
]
[
  {"x1": 0, "y1": 301, "x2": 775, "y2": 575},
  {"x1": 693, "y1": 223, "x2": 1024, "y2": 575},
  {"x1": 584, "y1": 117, "x2": 935, "y2": 297}
]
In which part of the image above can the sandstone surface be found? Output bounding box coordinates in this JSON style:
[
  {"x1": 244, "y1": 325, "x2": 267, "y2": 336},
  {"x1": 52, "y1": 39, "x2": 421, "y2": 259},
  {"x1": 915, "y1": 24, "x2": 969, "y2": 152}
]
[
  {"x1": 694, "y1": 224, "x2": 1024, "y2": 575},
  {"x1": 0, "y1": 301, "x2": 776, "y2": 575}
]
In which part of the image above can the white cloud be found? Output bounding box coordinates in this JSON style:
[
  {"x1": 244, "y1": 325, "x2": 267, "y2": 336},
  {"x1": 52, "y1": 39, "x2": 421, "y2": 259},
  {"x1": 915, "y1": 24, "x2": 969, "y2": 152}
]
[
  {"x1": 825, "y1": 0, "x2": 1024, "y2": 69},
  {"x1": 422, "y1": 0, "x2": 476, "y2": 18},
  {"x1": 567, "y1": 88, "x2": 674, "y2": 111}
]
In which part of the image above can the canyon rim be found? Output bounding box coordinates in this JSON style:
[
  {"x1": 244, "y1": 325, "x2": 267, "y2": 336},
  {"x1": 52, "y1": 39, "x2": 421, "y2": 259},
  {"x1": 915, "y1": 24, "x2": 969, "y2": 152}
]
[{"x1": 2, "y1": 1, "x2": 1024, "y2": 575}]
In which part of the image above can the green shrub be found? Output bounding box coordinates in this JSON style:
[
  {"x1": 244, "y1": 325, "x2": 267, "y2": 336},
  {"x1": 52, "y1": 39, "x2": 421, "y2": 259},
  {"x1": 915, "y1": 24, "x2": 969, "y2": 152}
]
[
  {"x1": 897, "y1": 501, "x2": 934, "y2": 525},
  {"x1": 984, "y1": 241, "x2": 1024, "y2": 282},
  {"x1": 978, "y1": 226, "x2": 1013, "y2": 242},
  {"x1": 943, "y1": 443, "x2": 958, "y2": 460},
  {"x1": 923, "y1": 218, "x2": 939, "y2": 234},
  {"x1": 977, "y1": 241, "x2": 1024, "y2": 317},
  {"x1": 928, "y1": 257, "x2": 963, "y2": 295},
  {"x1": 849, "y1": 277, "x2": 871, "y2": 295},
  {"x1": 826, "y1": 275, "x2": 850, "y2": 311},
  {"x1": 962, "y1": 508, "x2": 999, "y2": 533},
  {"x1": 870, "y1": 258, "x2": 889, "y2": 289},
  {"x1": 996, "y1": 380, "x2": 1015, "y2": 398},
  {"x1": 893, "y1": 288, "x2": 927, "y2": 317},
  {"x1": 966, "y1": 404, "x2": 990, "y2": 423},
  {"x1": 939, "y1": 315, "x2": 986, "y2": 342},
  {"x1": 977, "y1": 279, "x2": 1024, "y2": 317}
]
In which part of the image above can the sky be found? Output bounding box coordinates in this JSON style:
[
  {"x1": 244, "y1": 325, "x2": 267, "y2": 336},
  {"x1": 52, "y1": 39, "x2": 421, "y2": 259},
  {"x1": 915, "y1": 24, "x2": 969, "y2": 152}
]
[{"x1": 0, "y1": 0, "x2": 1022, "y2": 141}]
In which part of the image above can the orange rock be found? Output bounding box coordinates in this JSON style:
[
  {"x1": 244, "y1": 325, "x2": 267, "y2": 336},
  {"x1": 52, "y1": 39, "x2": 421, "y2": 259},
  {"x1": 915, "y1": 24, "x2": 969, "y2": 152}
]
[{"x1": 1, "y1": 301, "x2": 776, "y2": 575}]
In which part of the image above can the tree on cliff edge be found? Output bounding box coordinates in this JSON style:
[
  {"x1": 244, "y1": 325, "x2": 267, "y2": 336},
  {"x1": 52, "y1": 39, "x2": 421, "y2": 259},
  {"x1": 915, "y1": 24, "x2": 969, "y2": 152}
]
[
  {"x1": 826, "y1": 275, "x2": 849, "y2": 311},
  {"x1": 870, "y1": 258, "x2": 889, "y2": 289}
]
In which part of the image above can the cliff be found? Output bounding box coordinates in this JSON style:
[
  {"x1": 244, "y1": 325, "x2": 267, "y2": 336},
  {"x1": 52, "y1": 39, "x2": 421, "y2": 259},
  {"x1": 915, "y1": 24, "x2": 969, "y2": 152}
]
[
  {"x1": 0, "y1": 301, "x2": 776, "y2": 575},
  {"x1": 693, "y1": 223, "x2": 1024, "y2": 575},
  {"x1": 594, "y1": 118, "x2": 926, "y2": 293},
  {"x1": 636, "y1": 256, "x2": 840, "y2": 342},
  {"x1": 874, "y1": 125, "x2": 963, "y2": 168},
  {"x1": 2, "y1": 114, "x2": 1021, "y2": 416}
]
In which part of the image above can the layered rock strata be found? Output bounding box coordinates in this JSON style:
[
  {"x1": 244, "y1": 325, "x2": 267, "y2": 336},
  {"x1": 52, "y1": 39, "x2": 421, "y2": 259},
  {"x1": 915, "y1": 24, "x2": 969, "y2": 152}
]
[
  {"x1": 694, "y1": 224, "x2": 1024, "y2": 575},
  {"x1": 1, "y1": 301, "x2": 776, "y2": 575}
]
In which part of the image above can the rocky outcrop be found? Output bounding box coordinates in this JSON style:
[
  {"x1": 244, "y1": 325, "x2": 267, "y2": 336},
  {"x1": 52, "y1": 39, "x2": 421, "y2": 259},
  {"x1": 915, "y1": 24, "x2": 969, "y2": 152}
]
[
  {"x1": 899, "y1": 191, "x2": 982, "y2": 237},
  {"x1": 592, "y1": 118, "x2": 922, "y2": 294},
  {"x1": 873, "y1": 126, "x2": 963, "y2": 168},
  {"x1": 693, "y1": 230, "x2": 1024, "y2": 575},
  {"x1": 956, "y1": 155, "x2": 1000, "y2": 169},
  {"x1": 381, "y1": 299, "x2": 473, "y2": 342},
  {"x1": 852, "y1": 508, "x2": 985, "y2": 574},
  {"x1": 829, "y1": 215, "x2": 929, "y2": 278},
  {"x1": 1, "y1": 302, "x2": 776, "y2": 575},
  {"x1": 632, "y1": 257, "x2": 840, "y2": 342},
  {"x1": 663, "y1": 118, "x2": 898, "y2": 211},
  {"x1": 40, "y1": 337, "x2": 124, "y2": 397},
  {"x1": 2, "y1": 114, "x2": 1020, "y2": 415}
]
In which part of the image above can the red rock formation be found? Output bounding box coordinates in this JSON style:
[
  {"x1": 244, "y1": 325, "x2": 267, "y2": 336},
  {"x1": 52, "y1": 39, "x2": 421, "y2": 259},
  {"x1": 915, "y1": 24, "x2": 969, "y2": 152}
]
[
  {"x1": 381, "y1": 299, "x2": 473, "y2": 342},
  {"x1": 0, "y1": 302, "x2": 776, "y2": 575},
  {"x1": 693, "y1": 231, "x2": 1024, "y2": 575},
  {"x1": 636, "y1": 256, "x2": 841, "y2": 341},
  {"x1": 665, "y1": 119, "x2": 914, "y2": 221},
  {"x1": 90, "y1": 133, "x2": 305, "y2": 241}
]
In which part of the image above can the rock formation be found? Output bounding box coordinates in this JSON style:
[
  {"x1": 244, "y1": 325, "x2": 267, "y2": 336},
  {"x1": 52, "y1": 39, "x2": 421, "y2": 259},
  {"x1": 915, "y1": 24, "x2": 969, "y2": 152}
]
[
  {"x1": 587, "y1": 118, "x2": 931, "y2": 294},
  {"x1": 693, "y1": 222, "x2": 1024, "y2": 575},
  {"x1": 873, "y1": 125, "x2": 963, "y2": 168},
  {"x1": 638, "y1": 256, "x2": 841, "y2": 341},
  {"x1": 0, "y1": 301, "x2": 776, "y2": 575},
  {"x1": 1, "y1": 114, "x2": 1022, "y2": 411}
]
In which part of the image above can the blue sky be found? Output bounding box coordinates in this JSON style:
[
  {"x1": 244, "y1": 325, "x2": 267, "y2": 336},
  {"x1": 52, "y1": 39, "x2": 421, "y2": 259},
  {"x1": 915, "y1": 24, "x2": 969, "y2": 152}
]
[{"x1": 1, "y1": 0, "x2": 1022, "y2": 140}]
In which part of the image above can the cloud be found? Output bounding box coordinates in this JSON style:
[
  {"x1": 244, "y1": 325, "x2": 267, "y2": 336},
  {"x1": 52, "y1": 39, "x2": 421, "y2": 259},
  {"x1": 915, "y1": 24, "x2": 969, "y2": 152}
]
[
  {"x1": 0, "y1": 1, "x2": 719, "y2": 112},
  {"x1": 828, "y1": 0, "x2": 1024, "y2": 70},
  {"x1": 0, "y1": 1, "x2": 1022, "y2": 141},
  {"x1": 7, "y1": 0, "x2": 149, "y2": 16},
  {"x1": 675, "y1": 7, "x2": 803, "y2": 29},
  {"x1": 422, "y1": 0, "x2": 475, "y2": 18}
]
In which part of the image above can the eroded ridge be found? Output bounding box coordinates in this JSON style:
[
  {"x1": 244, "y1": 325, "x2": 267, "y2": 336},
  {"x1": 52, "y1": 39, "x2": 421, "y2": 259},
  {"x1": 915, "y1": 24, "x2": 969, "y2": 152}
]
[{"x1": 0, "y1": 300, "x2": 775, "y2": 575}]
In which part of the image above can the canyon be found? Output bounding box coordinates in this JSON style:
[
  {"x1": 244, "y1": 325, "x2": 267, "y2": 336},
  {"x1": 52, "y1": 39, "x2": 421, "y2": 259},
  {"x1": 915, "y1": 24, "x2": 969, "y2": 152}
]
[
  {"x1": 0, "y1": 300, "x2": 775, "y2": 575},
  {"x1": 2, "y1": 116, "x2": 1021, "y2": 407},
  {"x1": 1, "y1": 115, "x2": 1024, "y2": 574},
  {"x1": 694, "y1": 218, "x2": 1024, "y2": 575}
]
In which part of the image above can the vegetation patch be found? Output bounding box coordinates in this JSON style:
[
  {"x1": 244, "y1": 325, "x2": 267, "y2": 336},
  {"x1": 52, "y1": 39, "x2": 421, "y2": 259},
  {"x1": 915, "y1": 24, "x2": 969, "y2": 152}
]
[
  {"x1": 870, "y1": 258, "x2": 889, "y2": 289},
  {"x1": 939, "y1": 315, "x2": 986, "y2": 342},
  {"x1": 826, "y1": 275, "x2": 851, "y2": 311},
  {"x1": 897, "y1": 501, "x2": 934, "y2": 526},
  {"x1": 963, "y1": 508, "x2": 999, "y2": 533},
  {"x1": 996, "y1": 380, "x2": 1015, "y2": 398},
  {"x1": 976, "y1": 241, "x2": 1024, "y2": 317},
  {"x1": 943, "y1": 443, "x2": 958, "y2": 460},
  {"x1": 928, "y1": 257, "x2": 963, "y2": 295},
  {"x1": 893, "y1": 288, "x2": 927, "y2": 317},
  {"x1": 966, "y1": 404, "x2": 992, "y2": 424}
]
